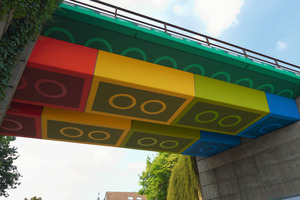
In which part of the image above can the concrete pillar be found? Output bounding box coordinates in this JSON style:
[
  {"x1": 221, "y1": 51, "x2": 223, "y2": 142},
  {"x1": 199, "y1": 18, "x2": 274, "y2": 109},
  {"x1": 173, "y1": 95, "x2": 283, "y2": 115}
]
[
  {"x1": 197, "y1": 97, "x2": 300, "y2": 200},
  {"x1": 0, "y1": 38, "x2": 37, "y2": 126},
  {"x1": 0, "y1": 9, "x2": 14, "y2": 39}
]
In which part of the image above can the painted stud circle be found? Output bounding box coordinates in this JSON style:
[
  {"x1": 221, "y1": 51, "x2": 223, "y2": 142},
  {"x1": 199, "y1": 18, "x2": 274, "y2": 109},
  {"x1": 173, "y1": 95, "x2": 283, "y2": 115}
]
[
  {"x1": 1, "y1": 119, "x2": 23, "y2": 131},
  {"x1": 60, "y1": 127, "x2": 84, "y2": 138},
  {"x1": 199, "y1": 145, "x2": 218, "y2": 153},
  {"x1": 159, "y1": 140, "x2": 179, "y2": 149},
  {"x1": 140, "y1": 100, "x2": 166, "y2": 115},
  {"x1": 109, "y1": 94, "x2": 137, "y2": 110},
  {"x1": 195, "y1": 111, "x2": 219, "y2": 123},
  {"x1": 88, "y1": 131, "x2": 110, "y2": 141},
  {"x1": 259, "y1": 124, "x2": 282, "y2": 134},
  {"x1": 218, "y1": 115, "x2": 242, "y2": 127},
  {"x1": 35, "y1": 79, "x2": 68, "y2": 98},
  {"x1": 137, "y1": 137, "x2": 158, "y2": 146}
]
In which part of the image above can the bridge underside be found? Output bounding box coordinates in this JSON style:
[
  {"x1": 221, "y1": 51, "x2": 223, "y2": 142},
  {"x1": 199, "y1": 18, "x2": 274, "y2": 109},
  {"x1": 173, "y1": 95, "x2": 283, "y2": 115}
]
[{"x1": 0, "y1": 2, "x2": 299, "y2": 157}]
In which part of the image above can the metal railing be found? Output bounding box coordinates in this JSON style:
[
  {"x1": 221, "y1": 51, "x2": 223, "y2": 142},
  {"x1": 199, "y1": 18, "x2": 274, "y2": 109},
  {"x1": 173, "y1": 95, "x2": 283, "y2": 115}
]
[{"x1": 64, "y1": 0, "x2": 300, "y2": 74}]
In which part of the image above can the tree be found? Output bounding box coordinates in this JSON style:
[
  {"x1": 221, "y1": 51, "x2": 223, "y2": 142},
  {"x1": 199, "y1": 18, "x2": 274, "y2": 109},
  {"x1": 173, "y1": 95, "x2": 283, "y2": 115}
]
[
  {"x1": 138, "y1": 153, "x2": 179, "y2": 200},
  {"x1": 0, "y1": 136, "x2": 21, "y2": 197},
  {"x1": 24, "y1": 197, "x2": 42, "y2": 200},
  {"x1": 167, "y1": 155, "x2": 201, "y2": 200}
]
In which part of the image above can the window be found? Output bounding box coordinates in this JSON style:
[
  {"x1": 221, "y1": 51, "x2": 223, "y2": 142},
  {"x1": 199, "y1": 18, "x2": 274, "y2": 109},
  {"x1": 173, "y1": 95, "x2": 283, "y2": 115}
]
[
  {"x1": 137, "y1": 197, "x2": 142, "y2": 200},
  {"x1": 128, "y1": 197, "x2": 133, "y2": 200}
]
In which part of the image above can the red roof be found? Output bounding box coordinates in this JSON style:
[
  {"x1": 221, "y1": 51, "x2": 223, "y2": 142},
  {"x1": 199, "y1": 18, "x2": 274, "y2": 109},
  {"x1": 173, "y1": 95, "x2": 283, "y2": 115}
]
[{"x1": 105, "y1": 192, "x2": 147, "y2": 200}]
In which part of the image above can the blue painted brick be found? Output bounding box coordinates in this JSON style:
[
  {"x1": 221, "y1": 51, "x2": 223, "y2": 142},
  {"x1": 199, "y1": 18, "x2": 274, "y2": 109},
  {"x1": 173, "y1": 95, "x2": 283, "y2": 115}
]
[
  {"x1": 182, "y1": 131, "x2": 240, "y2": 157},
  {"x1": 237, "y1": 93, "x2": 300, "y2": 138}
]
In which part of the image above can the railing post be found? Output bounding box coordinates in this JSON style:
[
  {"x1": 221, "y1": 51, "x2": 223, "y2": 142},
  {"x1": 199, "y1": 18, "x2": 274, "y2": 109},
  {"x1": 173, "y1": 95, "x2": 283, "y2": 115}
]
[
  {"x1": 114, "y1": 8, "x2": 118, "y2": 18},
  {"x1": 206, "y1": 37, "x2": 210, "y2": 46},
  {"x1": 242, "y1": 49, "x2": 248, "y2": 58},
  {"x1": 275, "y1": 60, "x2": 280, "y2": 69},
  {"x1": 164, "y1": 23, "x2": 167, "y2": 33}
]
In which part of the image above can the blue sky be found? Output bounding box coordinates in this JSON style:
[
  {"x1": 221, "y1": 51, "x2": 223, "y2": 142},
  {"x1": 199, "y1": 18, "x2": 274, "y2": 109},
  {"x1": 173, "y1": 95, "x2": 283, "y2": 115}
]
[{"x1": 6, "y1": 0, "x2": 300, "y2": 199}]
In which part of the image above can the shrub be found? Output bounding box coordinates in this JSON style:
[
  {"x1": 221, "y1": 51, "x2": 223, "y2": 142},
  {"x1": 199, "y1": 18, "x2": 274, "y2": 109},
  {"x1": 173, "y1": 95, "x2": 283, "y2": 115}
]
[{"x1": 167, "y1": 155, "x2": 201, "y2": 200}]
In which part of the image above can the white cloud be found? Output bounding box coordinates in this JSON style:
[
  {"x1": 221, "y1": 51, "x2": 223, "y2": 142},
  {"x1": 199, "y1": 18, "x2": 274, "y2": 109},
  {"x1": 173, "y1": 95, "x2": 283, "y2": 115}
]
[
  {"x1": 193, "y1": 0, "x2": 244, "y2": 36},
  {"x1": 172, "y1": 2, "x2": 192, "y2": 17},
  {"x1": 150, "y1": 0, "x2": 170, "y2": 10},
  {"x1": 276, "y1": 40, "x2": 287, "y2": 50},
  {"x1": 173, "y1": 5, "x2": 185, "y2": 16},
  {"x1": 81, "y1": 0, "x2": 243, "y2": 36},
  {"x1": 125, "y1": 162, "x2": 146, "y2": 173},
  {"x1": 7, "y1": 138, "x2": 151, "y2": 200}
]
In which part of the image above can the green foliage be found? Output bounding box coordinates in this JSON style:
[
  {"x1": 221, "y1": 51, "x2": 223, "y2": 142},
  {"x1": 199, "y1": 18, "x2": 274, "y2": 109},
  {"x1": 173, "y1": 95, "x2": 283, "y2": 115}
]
[
  {"x1": 24, "y1": 197, "x2": 42, "y2": 200},
  {"x1": 0, "y1": 136, "x2": 21, "y2": 197},
  {"x1": 0, "y1": 0, "x2": 63, "y2": 101},
  {"x1": 0, "y1": 0, "x2": 35, "y2": 20},
  {"x1": 167, "y1": 155, "x2": 201, "y2": 200},
  {"x1": 138, "y1": 153, "x2": 179, "y2": 200}
]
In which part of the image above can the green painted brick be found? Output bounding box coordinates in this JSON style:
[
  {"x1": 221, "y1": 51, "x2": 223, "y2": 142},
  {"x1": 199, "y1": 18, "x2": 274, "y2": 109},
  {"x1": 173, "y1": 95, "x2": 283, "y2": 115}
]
[
  {"x1": 40, "y1": 2, "x2": 300, "y2": 99},
  {"x1": 57, "y1": 3, "x2": 137, "y2": 37},
  {"x1": 247, "y1": 62, "x2": 300, "y2": 85}
]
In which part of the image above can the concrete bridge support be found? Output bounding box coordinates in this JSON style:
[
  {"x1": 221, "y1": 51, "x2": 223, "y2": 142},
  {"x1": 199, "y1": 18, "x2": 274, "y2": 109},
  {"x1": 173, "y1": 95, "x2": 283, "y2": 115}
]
[
  {"x1": 197, "y1": 97, "x2": 300, "y2": 200},
  {"x1": 0, "y1": 38, "x2": 37, "y2": 126}
]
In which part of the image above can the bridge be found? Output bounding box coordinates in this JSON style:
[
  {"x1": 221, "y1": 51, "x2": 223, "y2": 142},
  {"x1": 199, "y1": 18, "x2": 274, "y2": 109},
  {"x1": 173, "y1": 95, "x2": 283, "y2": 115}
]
[
  {"x1": 1, "y1": 0, "x2": 300, "y2": 159},
  {"x1": 1, "y1": 1, "x2": 300, "y2": 199}
]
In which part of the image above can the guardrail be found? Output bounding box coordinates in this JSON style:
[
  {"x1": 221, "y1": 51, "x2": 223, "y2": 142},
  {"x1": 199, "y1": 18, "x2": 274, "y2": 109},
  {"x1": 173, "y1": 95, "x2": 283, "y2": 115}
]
[{"x1": 64, "y1": 0, "x2": 300, "y2": 73}]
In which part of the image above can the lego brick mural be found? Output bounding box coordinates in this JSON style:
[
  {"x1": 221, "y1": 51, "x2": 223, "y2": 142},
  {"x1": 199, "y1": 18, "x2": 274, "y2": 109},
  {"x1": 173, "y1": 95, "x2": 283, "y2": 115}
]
[
  {"x1": 0, "y1": 102, "x2": 42, "y2": 138},
  {"x1": 86, "y1": 50, "x2": 195, "y2": 124},
  {"x1": 1, "y1": 25, "x2": 298, "y2": 158},
  {"x1": 237, "y1": 93, "x2": 300, "y2": 138},
  {"x1": 42, "y1": 107, "x2": 131, "y2": 146},
  {"x1": 173, "y1": 75, "x2": 270, "y2": 135},
  {"x1": 13, "y1": 36, "x2": 98, "y2": 111},
  {"x1": 121, "y1": 121, "x2": 200, "y2": 153},
  {"x1": 183, "y1": 131, "x2": 240, "y2": 157}
]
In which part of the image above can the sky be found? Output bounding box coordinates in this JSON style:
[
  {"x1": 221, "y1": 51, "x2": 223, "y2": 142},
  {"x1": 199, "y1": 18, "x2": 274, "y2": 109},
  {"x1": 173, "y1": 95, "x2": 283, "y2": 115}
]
[{"x1": 5, "y1": 0, "x2": 300, "y2": 199}]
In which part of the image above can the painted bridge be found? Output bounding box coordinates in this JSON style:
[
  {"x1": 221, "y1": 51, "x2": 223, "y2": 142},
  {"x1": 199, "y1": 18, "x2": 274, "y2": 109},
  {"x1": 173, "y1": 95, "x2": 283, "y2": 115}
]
[{"x1": 1, "y1": 0, "x2": 300, "y2": 157}]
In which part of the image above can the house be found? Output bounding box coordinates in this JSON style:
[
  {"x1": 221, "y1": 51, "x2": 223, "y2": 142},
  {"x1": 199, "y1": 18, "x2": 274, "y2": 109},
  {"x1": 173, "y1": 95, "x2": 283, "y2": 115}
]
[{"x1": 104, "y1": 192, "x2": 147, "y2": 200}]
